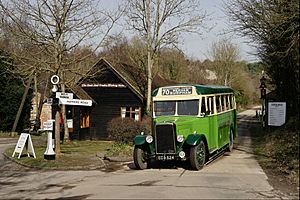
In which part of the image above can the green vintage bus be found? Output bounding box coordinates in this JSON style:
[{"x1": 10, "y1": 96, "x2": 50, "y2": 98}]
[{"x1": 133, "y1": 84, "x2": 237, "y2": 170}]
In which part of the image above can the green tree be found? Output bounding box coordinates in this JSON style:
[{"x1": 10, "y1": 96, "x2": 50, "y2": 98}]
[
  {"x1": 226, "y1": 0, "x2": 299, "y2": 116},
  {"x1": 0, "y1": 51, "x2": 32, "y2": 132}
]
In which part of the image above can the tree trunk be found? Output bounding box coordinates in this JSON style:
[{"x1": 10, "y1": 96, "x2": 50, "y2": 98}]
[
  {"x1": 146, "y1": 51, "x2": 153, "y2": 115},
  {"x1": 60, "y1": 80, "x2": 69, "y2": 142},
  {"x1": 11, "y1": 76, "x2": 33, "y2": 133}
]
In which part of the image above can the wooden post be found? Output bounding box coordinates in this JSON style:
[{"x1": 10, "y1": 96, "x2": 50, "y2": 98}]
[
  {"x1": 35, "y1": 73, "x2": 50, "y2": 130},
  {"x1": 55, "y1": 111, "x2": 61, "y2": 156},
  {"x1": 11, "y1": 76, "x2": 33, "y2": 133}
]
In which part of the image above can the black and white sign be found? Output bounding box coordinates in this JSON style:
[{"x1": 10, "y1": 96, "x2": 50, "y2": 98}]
[
  {"x1": 56, "y1": 92, "x2": 73, "y2": 99},
  {"x1": 12, "y1": 133, "x2": 36, "y2": 159},
  {"x1": 162, "y1": 87, "x2": 193, "y2": 96},
  {"x1": 67, "y1": 119, "x2": 73, "y2": 128},
  {"x1": 59, "y1": 98, "x2": 92, "y2": 106},
  {"x1": 43, "y1": 120, "x2": 54, "y2": 130},
  {"x1": 268, "y1": 102, "x2": 286, "y2": 126}
]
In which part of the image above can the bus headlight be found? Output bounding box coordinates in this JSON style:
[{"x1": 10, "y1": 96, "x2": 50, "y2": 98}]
[
  {"x1": 179, "y1": 151, "x2": 185, "y2": 158},
  {"x1": 177, "y1": 135, "x2": 184, "y2": 142},
  {"x1": 146, "y1": 135, "x2": 153, "y2": 143}
]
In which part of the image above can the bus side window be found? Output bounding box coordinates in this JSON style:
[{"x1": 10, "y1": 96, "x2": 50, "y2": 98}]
[
  {"x1": 200, "y1": 97, "x2": 206, "y2": 115},
  {"x1": 229, "y1": 95, "x2": 232, "y2": 109},
  {"x1": 210, "y1": 97, "x2": 215, "y2": 114},
  {"x1": 216, "y1": 96, "x2": 222, "y2": 113},
  {"x1": 206, "y1": 97, "x2": 212, "y2": 115},
  {"x1": 223, "y1": 95, "x2": 227, "y2": 111}
]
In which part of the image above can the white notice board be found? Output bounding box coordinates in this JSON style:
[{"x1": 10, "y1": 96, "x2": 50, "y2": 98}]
[
  {"x1": 268, "y1": 102, "x2": 286, "y2": 126},
  {"x1": 12, "y1": 133, "x2": 36, "y2": 159}
]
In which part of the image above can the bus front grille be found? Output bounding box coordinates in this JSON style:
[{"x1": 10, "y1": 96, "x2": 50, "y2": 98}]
[{"x1": 155, "y1": 124, "x2": 176, "y2": 154}]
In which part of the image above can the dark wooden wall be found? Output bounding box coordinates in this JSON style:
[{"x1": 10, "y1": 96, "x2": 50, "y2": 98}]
[
  {"x1": 76, "y1": 65, "x2": 144, "y2": 140},
  {"x1": 83, "y1": 87, "x2": 143, "y2": 139}
]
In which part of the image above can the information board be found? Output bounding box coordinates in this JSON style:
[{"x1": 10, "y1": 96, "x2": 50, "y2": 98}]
[
  {"x1": 268, "y1": 102, "x2": 286, "y2": 126},
  {"x1": 12, "y1": 133, "x2": 36, "y2": 159}
]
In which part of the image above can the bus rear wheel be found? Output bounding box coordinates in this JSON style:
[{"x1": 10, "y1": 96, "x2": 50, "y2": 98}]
[
  {"x1": 133, "y1": 146, "x2": 150, "y2": 170},
  {"x1": 227, "y1": 129, "x2": 234, "y2": 152},
  {"x1": 190, "y1": 141, "x2": 207, "y2": 170}
]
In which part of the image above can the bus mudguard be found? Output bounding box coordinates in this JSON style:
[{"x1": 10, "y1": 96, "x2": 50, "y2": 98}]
[
  {"x1": 186, "y1": 134, "x2": 202, "y2": 146},
  {"x1": 133, "y1": 135, "x2": 146, "y2": 145}
]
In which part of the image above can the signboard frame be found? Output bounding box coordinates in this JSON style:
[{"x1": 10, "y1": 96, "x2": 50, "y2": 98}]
[
  {"x1": 12, "y1": 133, "x2": 36, "y2": 159},
  {"x1": 267, "y1": 102, "x2": 286, "y2": 126}
]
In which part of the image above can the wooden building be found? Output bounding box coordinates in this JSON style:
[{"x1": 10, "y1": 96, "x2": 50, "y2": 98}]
[{"x1": 70, "y1": 59, "x2": 144, "y2": 140}]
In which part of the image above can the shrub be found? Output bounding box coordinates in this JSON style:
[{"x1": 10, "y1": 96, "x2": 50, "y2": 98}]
[{"x1": 107, "y1": 116, "x2": 151, "y2": 143}]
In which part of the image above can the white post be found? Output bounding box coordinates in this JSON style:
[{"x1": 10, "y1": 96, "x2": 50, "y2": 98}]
[{"x1": 44, "y1": 131, "x2": 56, "y2": 160}]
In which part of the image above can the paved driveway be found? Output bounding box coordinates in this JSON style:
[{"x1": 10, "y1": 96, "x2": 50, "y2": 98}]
[{"x1": 0, "y1": 108, "x2": 292, "y2": 199}]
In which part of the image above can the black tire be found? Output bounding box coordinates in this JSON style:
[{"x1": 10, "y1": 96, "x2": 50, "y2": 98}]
[
  {"x1": 133, "y1": 146, "x2": 150, "y2": 170},
  {"x1": 190, "y1": 140, "x2": 207, "y2": 170},
  {"x1": 227, "y1": 129, "x2": 234, "y2": 152}
]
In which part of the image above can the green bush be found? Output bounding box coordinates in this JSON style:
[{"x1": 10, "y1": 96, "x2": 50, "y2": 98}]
[{"x1": 107, "y1": 116, "x2": 151, "y2": 143}]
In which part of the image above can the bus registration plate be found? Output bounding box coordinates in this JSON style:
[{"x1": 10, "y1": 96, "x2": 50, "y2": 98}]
[{"x1": 157, "y1": 155, "x2": 175, "y2": 160}]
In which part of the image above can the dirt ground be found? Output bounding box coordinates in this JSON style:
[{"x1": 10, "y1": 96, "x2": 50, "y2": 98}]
[{"x1": 262, "y1": 166, "x2": 299, "y2": 198}]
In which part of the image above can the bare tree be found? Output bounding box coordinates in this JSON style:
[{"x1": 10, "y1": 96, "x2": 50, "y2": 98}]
[
  {"x1": 208, "y1": 38, "x2": 240, "y2": 86},
  {"x1": 0, "y1": 0, "x2": 122, "y2": 144},
  {"x1": 125, "y1": 0, "x2": 207, "y2": 114}
]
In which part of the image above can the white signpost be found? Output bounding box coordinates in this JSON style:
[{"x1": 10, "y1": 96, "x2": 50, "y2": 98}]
[
  {"x1": 268, "y1": 102, "x2": 286, "y2": 126},
  {"x1": 12, "y1": 133, "x2": 36, "y2": 159},
  {"x1": 43, "y1": 120, "x2": 56, "y2": 160}
]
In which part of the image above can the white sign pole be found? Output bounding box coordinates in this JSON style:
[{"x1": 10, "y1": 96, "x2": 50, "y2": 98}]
[
  {"x1": 44, "y1": 131, "x2": 56, "y2": 160},
  {"x1": 12, "y1": 133, "x2": 36, "y2": 159}
]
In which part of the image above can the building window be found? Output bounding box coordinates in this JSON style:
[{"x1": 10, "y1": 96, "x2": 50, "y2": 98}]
[
  {"x1": 121, "y1": 107, "x2": 141, "y2": 121},
  {"x1": 80, "y1": 109, "x2": 90, "y2": 128}
]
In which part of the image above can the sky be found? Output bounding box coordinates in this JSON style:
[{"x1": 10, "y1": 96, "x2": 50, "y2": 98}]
[{"x1": 101, "y1": 0, "x2": 258, "y2": 62}]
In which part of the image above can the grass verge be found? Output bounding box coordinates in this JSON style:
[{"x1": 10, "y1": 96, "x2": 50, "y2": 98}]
[
  {"x1": 250, "y1": 116, "x2": 299, "y2": 185},
  {"x1": 4, "y1": 135, "x2": 133, "y2": 170}
]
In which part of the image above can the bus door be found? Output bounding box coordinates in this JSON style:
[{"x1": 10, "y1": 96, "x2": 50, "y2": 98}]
[{"x1": 216, "y1": 95, "x2": 231, "y2": 148}]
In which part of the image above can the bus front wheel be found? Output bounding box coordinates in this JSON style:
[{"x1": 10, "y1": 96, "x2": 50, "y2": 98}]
[
  {"x1": 190, "y1": 140, "x2": 207, "y2": 170},
  {"x1": 133, "y1": 146, "x2": 150, "y2": 170}
]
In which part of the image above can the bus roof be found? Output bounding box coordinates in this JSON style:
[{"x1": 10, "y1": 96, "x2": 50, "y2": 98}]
[{"x1": 152, "y1": 84, "x2": 234, "y2": 97}]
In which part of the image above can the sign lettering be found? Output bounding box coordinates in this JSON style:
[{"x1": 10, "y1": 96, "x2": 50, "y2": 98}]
[
  {"x1": 59, "y1": 98, "x2": 92, "y2": 106},
  {"x1": 56, "y1": 92, "x2": 73, "y2": 99},
  {"x1": 162, "y1": 87, "x2": 192, "y2": 96}
]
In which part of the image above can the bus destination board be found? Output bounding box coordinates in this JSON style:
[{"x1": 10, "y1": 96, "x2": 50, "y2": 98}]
[{"x1": 162, "y1": 87, "x2": 192, "y2": 95}]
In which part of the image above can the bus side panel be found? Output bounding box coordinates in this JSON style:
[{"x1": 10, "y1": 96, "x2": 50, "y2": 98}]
[
  {"x1": 193, "y1": 117, "x2": 210, "y2": 146},
  {"x1": 208, "y1": 115, "x2": 218, "y2": 152},
  {"x1": 217, "y1": 112, "x2": 231, "y2": 148},
  {"x1": 233, "y1": 109, "x2": 238, "y2": 138}
]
